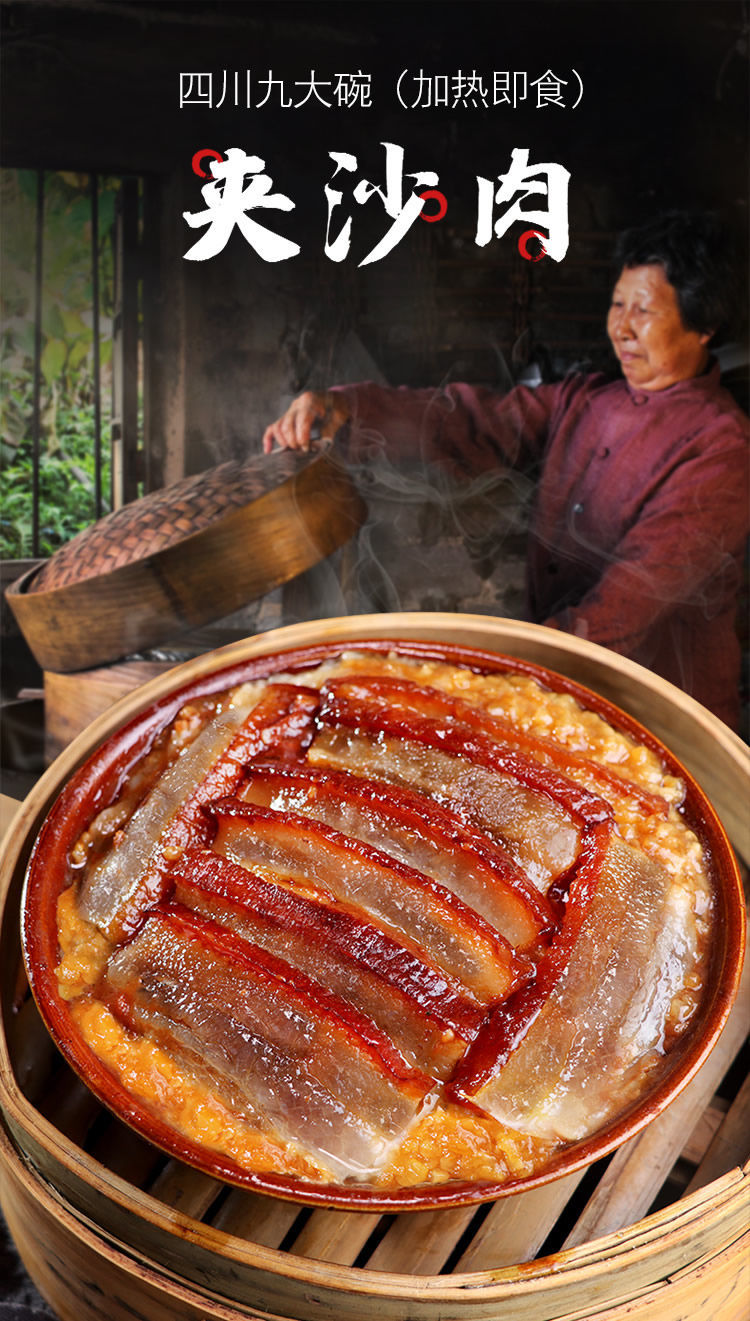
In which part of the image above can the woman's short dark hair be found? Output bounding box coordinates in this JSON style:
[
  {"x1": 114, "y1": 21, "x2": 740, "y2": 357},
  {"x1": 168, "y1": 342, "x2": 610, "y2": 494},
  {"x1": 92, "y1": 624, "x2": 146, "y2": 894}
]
[{"x1": 613, "y1": 211, "x2": 740, "y2": 341}]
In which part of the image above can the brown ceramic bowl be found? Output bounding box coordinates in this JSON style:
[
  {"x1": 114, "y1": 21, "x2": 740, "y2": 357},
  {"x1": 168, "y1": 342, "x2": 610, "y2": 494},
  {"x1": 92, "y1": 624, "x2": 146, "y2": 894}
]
[{"x1": 20, "y1": 630, "x2": 746, "y2": 1211}]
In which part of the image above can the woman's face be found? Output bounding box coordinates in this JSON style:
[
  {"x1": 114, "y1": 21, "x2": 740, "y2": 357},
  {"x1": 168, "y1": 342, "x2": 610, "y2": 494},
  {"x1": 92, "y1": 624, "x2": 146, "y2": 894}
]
[{"x1": 607, "y1": 264, "x2": 711, "y2": 391}]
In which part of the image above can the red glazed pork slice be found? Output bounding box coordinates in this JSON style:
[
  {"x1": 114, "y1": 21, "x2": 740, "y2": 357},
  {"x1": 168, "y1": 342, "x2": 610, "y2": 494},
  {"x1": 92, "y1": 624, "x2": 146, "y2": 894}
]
[
  {"x1": 210, "y1": 800, "x2": 531, "y2": 1008},
  {"x1": 325, "y1": 673, "x2": 669, "y2": 816},
  {"x1": 312, "y1": 676, "x2": 615, "y2": 892},
  {"x1": 448, "y1": 835, "x2": 702, "y2": 1141},
  {"x1": 104, "y1": 904, "x2": 435, "y2": 1179},
  {"x1": 77, "y1": 684, "x2": 319, "y2": 940},
  {"x1": 171, "y1": 848, "x2": 482, "y2": 1077},
  {"x1": 240, "y1": 765, "x2": 554, "y2": 951}
]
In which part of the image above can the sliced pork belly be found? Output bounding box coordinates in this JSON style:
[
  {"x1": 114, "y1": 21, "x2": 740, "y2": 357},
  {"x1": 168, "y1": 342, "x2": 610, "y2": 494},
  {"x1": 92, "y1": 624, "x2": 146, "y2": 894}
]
[
  {"x1": 448, "y1": 835, "x2": 697, "y2": 1140},
  {"x1": 209, "y1": 800, "x2": 531, "y2": 1008},
  {"x1": 321, "y1": 673, "x2": 668, "y2": 816},
  {"x1": 240, "y1": 765, "x2": 554, "y2": 951},
  {"x1": 313, "y1": 677, "x2": 614, "y2": 892},
  {"x1": 310, "y1": 724, "x2": 574, "y2": 893},
  {"x1": 77, "y1": 684, "x2": 319, "y2": 940},
  {"x1": 170, "y1": 848, "x2": 482, "y2": 1077},
  {"x1": 105, "y1": 904, "x2": 435, "y2": 1179}
]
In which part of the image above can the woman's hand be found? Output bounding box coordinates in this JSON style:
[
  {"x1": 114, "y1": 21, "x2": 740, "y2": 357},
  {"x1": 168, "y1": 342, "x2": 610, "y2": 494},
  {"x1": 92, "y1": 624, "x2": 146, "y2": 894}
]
[{"x1": 262, "y1": 391, "x2": 351, "y2": 454}]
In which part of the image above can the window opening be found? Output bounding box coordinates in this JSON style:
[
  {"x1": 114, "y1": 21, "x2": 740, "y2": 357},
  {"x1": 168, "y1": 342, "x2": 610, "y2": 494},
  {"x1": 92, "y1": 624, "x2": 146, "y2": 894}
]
[{"x1": 1, "y1": 167, "x2": 144, "y2": 560}]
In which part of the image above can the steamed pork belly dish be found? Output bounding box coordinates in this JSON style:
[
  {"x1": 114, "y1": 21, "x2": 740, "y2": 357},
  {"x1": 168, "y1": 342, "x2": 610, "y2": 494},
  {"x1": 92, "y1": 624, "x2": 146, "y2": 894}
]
[{"x1": 26, "y1": 642, "x2": 734, "y2": 1206}]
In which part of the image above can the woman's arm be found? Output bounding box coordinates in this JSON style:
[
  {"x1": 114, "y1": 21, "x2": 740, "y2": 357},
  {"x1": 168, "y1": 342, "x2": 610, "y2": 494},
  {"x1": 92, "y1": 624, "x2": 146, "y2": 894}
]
[{"x1": 263, "y1": 379, "x2": 561, "y2": 475}]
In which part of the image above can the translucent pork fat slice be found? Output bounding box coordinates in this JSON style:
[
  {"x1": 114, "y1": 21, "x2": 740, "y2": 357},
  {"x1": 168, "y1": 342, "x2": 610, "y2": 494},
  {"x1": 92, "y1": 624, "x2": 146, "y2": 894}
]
[
  {"x1": 209, "y1": 799, "x2": 532, "y2": 1007},
  {"x1": 240, "y1": 765, "x2": 554, "y2": 951},
  {"x1": 313, "y1": 675, "x2": 614, "y2": 893},
  {"x1": 329, "y1": 673, "x2": 669, "y2": 816},
  {"x1": 170, "y1": 848, "x2": 483, "y2": 1077},
  {"x1": 448, "y1": 835, "x2": 703, "y2": 1140},
  {"x1": 76, "y1": 684, "x2": 319, "y2": 939},
  {"x1": 104, "y1": 904, "x2": 436, "y2": 1180}
]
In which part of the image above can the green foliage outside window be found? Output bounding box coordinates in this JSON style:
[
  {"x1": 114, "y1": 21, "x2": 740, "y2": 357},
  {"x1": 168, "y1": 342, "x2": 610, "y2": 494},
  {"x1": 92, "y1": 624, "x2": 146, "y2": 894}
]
[{"x1": 1, "y1": 169, "x2": 118, "y2": 558}]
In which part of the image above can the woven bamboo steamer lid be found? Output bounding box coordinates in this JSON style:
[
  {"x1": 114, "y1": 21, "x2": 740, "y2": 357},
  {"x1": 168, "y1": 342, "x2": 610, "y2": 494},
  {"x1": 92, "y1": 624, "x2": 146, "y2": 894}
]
[
  {"x1": 4, "y1": 448, "x2": 367, "y2": 673},
  {"x1": 0, "y1": 615, "x2": 748, "y2": 1321}
]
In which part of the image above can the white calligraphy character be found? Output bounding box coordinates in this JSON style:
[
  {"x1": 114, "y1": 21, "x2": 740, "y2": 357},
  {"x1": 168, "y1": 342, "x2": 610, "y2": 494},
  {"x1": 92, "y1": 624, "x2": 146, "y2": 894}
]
[
  {"x1": 475, "y1": 147, "x2": 570, "y2": 261},
  {"x1": 183, "y1": 147, "x2": 301, "y2": 262},
  {"x1": 324, "y1": 142, "x2": 439, "y2": 266}
]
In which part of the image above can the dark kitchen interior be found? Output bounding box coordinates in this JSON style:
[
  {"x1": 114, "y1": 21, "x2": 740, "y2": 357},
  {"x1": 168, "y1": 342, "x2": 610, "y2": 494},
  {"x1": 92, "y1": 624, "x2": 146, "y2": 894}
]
[
  {"x1": 2, "y1": 1, "x2": 748, "y2": 781},
  {"x1": 0, "y1": 4, "x2": 748, "y2": 1316}
]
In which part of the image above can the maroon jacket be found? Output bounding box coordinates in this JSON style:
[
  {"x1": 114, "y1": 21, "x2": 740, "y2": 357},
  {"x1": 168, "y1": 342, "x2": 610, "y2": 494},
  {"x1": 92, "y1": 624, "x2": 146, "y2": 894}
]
[{"x1": 335, "y1": 364, "x2": 750, "y2": 727}]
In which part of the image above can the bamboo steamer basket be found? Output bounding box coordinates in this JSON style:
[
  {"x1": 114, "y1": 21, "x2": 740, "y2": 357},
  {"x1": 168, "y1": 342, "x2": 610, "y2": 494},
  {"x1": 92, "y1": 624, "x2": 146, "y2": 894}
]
[
  {"x1": 4, "y1": 449, "x2": 366, "y2": 673},
  {"x1": 1, "y1": 614, "x2": 748, "y2": 1321}
]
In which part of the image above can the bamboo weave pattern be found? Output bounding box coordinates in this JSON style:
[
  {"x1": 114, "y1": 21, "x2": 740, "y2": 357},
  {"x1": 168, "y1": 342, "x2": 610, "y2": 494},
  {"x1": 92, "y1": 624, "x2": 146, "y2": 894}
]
[{"x1": 31, "y1": 451, "x2": 305, "y2": 592}]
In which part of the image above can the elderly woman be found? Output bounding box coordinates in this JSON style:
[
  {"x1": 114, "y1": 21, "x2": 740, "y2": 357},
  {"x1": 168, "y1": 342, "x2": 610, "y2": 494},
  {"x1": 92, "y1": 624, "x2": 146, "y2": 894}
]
[{"x1": 263, "y1": 213, "x2": 750, "y2": 728}]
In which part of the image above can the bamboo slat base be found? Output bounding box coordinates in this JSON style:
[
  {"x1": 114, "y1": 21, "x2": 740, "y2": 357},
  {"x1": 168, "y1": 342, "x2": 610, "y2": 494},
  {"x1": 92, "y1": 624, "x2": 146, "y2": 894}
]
[
  {"x1": 1, "y1": 1111, "x2": 747, "y2": 1321},
  {"x1": 1, "y1": 615, "x2": 748, "y2": 1321}
]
